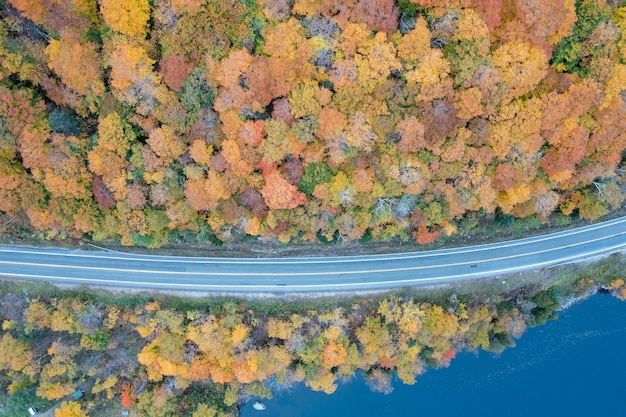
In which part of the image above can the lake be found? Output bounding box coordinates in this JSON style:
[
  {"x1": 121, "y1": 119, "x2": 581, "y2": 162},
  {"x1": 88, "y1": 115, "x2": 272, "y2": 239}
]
[{"x1": 241, "y1": 293, "x2": 626, "y2": 417}]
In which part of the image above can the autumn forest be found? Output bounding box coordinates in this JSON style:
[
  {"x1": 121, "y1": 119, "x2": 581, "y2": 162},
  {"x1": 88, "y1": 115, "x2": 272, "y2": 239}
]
[
  {"x1": 0, "y1": 0, "x2": 625, "y2": 247},
  {"x1": 2, "y1": 0, "x2": 626, "y2": 416}
]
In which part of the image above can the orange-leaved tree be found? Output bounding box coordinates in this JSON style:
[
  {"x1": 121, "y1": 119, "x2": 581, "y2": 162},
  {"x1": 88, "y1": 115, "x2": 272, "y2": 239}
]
[
  {"x1": 260, "y1": 164, "x2": 307, "y2": 210},
  {"x1": 45, "y1": 34, "x2": 104, "y2": 112},
  {"x1": 120, "y1": 383, "x2": 136, "y2": 408}
]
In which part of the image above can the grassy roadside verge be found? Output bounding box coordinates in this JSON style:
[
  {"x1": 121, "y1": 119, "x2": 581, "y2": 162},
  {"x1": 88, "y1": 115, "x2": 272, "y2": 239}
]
[{"x1": 2, "y1": 202, "x2": 626, "y2": 259}]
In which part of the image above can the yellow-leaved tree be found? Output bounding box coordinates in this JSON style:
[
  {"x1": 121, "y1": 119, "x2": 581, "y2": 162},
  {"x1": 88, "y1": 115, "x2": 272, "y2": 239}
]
[
  {"x1": 55, "y1": 401, "x2": 88, "y2": 417},
  {"x1": 100, "y1": 0, "x2": 150, "y2": 37},
  {"x1": 493, "y1": 41, "x2": 548, "y2": 101},
  {"x1": 0, "y1": 333, "x2": 32, "y2": 372}
]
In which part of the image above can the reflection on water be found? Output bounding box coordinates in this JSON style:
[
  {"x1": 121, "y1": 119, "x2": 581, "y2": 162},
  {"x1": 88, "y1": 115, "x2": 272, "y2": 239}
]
[{"x1": 241, "y1": 294, "x2": 626, "y2": 417}]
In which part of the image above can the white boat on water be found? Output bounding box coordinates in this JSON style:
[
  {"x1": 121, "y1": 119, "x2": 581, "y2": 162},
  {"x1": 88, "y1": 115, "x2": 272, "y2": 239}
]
[{"x1": 252, "y1": 401, "x2": 266, "y2": 411}]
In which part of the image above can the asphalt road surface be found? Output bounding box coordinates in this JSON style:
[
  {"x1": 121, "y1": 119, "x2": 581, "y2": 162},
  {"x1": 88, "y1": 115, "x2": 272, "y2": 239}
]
[{"x1": 0, "y1": 217, "x2": 625, "y2": 294}]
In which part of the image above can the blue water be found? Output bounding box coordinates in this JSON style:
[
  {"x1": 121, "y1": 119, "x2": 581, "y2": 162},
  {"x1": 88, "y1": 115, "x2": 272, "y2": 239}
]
[{"x1": 241, "y1": 293, "x2": 626, "y2": 417}]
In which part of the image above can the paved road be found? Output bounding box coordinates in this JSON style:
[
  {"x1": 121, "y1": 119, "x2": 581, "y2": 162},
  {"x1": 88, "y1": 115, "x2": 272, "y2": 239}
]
[{"x1": 0, "y1": 217, "x2": 625, "y2": 294}]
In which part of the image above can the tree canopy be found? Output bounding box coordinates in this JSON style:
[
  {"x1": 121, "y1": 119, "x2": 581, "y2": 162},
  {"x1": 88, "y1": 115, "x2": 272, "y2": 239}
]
[{"x1": 0, "y1": 0, "x2": 625, "y2": 247}]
